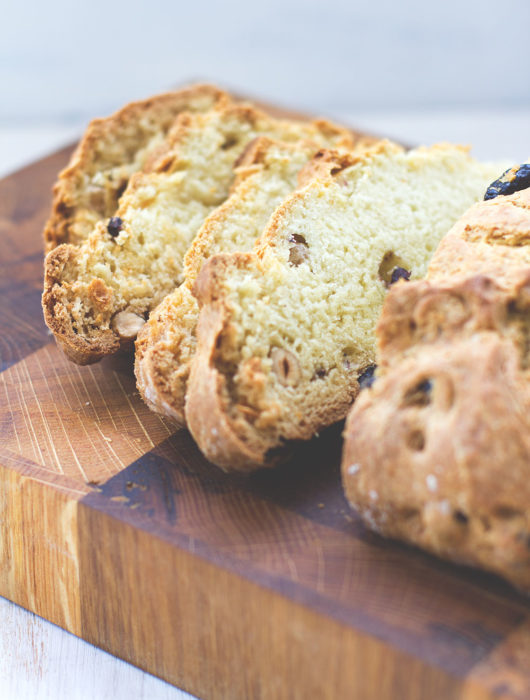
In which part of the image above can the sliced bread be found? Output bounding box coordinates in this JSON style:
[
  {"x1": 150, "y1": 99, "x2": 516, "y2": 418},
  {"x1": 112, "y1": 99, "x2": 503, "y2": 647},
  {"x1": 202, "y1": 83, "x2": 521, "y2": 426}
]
[
  {"x1": 43, "y1": 101, "x2": 356, "y2": 365},
  {"x1": 185, "y1": 141, "x2": 503, "y2": 471},
  {"x1": 43, "y1": 84, "x2": 228, "y2": 252},
  {"x1": 134, "y1": 136, "x2": 373, "y2": 424},
  {"x1": 341, "y1": 181, "x2": 530, "y2": 592}
]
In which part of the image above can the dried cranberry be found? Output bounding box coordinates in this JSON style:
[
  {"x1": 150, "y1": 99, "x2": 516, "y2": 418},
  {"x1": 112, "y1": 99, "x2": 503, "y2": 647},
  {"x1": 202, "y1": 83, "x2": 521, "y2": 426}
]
[
  {"x1": 358, "y1": 364, "x2": 377, "y2": 389},
  {"x1": 484, "y1": 163, "x2": 530, "y2": 200},
  {"x1": 107, "y1": 216, "x2": 123, "y2": 237},
  {"x1": 390, "y1": 267, "x2": 411, "y2": 285}
]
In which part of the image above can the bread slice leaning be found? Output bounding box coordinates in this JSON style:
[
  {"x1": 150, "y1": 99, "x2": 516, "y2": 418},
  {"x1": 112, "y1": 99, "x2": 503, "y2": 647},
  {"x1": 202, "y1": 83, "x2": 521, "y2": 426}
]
[
  {"x1": 43, "y1": 100, "x2": 355, "y2": 365},
  {"x1": 341, "y1": 182, "x2": 530, "y2": 592},
  {"x1": 185, "y1": 141, "x2": 503, "y2": 472},
  {"x1": 43, "y1": 84, "x2": 228, "y2": 252},
  {"x1": 135, "y1": 135, "x2": 373, "y2": 424}
]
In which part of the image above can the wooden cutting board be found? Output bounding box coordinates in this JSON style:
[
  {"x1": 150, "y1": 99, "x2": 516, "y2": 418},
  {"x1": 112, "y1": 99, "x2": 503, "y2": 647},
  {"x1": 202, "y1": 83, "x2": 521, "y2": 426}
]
[{"x1": 0, "y1": 102, "x2": 529, "y2": 700}]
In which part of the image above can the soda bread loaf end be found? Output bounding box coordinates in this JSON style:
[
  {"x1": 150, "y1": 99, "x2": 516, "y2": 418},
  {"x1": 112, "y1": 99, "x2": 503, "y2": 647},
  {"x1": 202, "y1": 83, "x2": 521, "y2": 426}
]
[{"x1": 342, "y1": 180, "x2": 530, "y2": 592}]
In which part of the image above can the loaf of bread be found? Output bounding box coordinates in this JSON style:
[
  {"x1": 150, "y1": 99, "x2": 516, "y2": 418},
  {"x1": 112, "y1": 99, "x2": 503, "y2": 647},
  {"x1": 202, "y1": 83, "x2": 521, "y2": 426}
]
[
  {"x1": 135, "y1": 135, "x2": 373, "y2": 424},
  {"x1": 43, "y1": 84, "x2": 227, "y2": 252},
  {"x1": 43, "y1": 101, "x2": 355, "y2": 365},
  {"x1": 185, "y1": 141, "x2": 502, "y2": 471},
  {"x1": 342, "y1": 176, "x2": 530, "y2": 592}
]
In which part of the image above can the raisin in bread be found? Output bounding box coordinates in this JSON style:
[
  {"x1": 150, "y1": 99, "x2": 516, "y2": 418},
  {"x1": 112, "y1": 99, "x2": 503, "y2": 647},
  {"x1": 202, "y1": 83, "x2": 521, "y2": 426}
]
[
  {"x1": 43, "y1": 84, "x2": 227, "y2": 252},
  {"x1": 342, "y1": 179, "x2": 530, "y2": 592},
  {"x1": 43, "y1": 101, "x2": 355, "y2": 365},
  {"x1": 185, "y1": 141, "x2": 502, "y2": 471},
  {"x1": 135, "y1": 135, "x2": 373, "y2": 424}
]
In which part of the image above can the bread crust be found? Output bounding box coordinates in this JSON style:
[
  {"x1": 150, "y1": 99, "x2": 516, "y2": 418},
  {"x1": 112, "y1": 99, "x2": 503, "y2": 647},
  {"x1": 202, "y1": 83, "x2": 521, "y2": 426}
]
[
  {"x1": 342, "y1": 187, "x2": 530, "y2": 592},
  {"x1": 134, "y1": 284, "x2": 191, "y2": 424},
  {"x1": 43, "y1": 244, "x2": 120, "y2": 364},
  {"x1": 186, "y1": 255, "x2": 274, "y2": 470},
  {"x1": 43, "y1": 84, "x2": 227, "y2": 252}
]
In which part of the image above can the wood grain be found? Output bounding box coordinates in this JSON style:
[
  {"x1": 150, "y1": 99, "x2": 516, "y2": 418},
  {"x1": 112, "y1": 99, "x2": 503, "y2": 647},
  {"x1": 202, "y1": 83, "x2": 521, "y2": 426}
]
[
  {"x1": 0, "y1": 104, "x2": 529, "y2": 700},
  {"x1": 1, "y1": 343, "x2": 176, "y2": 481}
]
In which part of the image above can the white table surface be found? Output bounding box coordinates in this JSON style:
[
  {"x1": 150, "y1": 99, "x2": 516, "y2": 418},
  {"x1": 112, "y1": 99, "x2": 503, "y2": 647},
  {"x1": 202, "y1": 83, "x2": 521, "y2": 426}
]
[{"x1": 0, "y1": 108, "x2": 528, "y2": 699}]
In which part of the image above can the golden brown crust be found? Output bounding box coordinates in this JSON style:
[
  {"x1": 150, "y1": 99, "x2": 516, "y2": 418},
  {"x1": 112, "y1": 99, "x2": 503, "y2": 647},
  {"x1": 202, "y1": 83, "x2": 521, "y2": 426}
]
[
  {"x1": 42, "y1": 244, "x2": 120, "y2": 364},
  {"x1": 186, "y1": 255, "x2": 273, "y2": 470},
  {"x1": 342, "y1": 188, "x2": 530, "y2": 592},
  {"x1": 43, "y1": 84, "x2": 227, "y2": 252},
  {"x1": 134, "y1": 286, "x2": 191, "y2": 425}
]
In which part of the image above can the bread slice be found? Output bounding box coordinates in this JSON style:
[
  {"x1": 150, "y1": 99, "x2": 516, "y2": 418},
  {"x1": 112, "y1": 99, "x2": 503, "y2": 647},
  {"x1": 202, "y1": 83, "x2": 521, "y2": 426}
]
[
  {"x1": 43, "y1": 101, "x2": 355, "y2": 365},
  {"x1": 342, "y1": 182, "x2": 530, "y2": 592},
  {"x1": 44, "y1": 84, "x2": 228, "y2": 252},
  {"x1": 134, "y1": 135, "x2": 374, "y2": 424},
  {"x1": 185, "y1": 141, "x2": 503, "y2": 472}
]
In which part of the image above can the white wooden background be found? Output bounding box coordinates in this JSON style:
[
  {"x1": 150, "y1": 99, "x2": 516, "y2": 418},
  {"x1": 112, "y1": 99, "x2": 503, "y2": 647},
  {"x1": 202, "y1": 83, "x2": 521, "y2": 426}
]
[{"x1": 0, "y1": 597, "x2": 193, "y2": 699}]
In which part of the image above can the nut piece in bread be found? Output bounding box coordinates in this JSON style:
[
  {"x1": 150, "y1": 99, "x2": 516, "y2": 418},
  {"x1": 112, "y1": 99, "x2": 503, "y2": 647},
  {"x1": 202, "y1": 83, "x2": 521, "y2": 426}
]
[
  {"x1": 185, "y1": 141, "x2": 502, "y2": 471},
  {"x1": 44, "y1": 84, "x2": 228, "y2": 252},
  {"x1": 43, "y1": 101, "x2": 355, "y2": 365},
  {"x1": 342, "y1": 185, "x2": 530, "y2": 592}
]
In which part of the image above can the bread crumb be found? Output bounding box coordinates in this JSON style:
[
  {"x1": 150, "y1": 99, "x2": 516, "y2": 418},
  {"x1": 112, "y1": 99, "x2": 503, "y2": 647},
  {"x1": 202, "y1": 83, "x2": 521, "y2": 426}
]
[
  {"x1": 437, "y1": 499, "x2": 451, "y2": 515},
  {"x1": 369, "y1": 490, "x2": 378, "y2": 501},
  {"x1": 363, "y1": 509, "x2": 379, "y2": 530},
  {"x1": 426, "y1": 474, "x2": 438, "y2": 492},
  {"x1": 347, "y1": 463, "x2": 360, "y2": 475}
]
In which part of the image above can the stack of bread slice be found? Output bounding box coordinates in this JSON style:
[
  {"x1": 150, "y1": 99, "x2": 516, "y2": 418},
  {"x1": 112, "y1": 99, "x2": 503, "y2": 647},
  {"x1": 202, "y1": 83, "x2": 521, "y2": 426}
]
[
  {"x1": 134, "y1": 136, "x2": 357, "y2": 424},
  {"x1": 43, "y1": 93, "x2": 358, "y2": 364},
  {"x1": 43, "y1": 85, "x2": 504, "y2": 474},
  {"x1": 181, "y1": 143, "x2": 503, "y2": 470}
]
